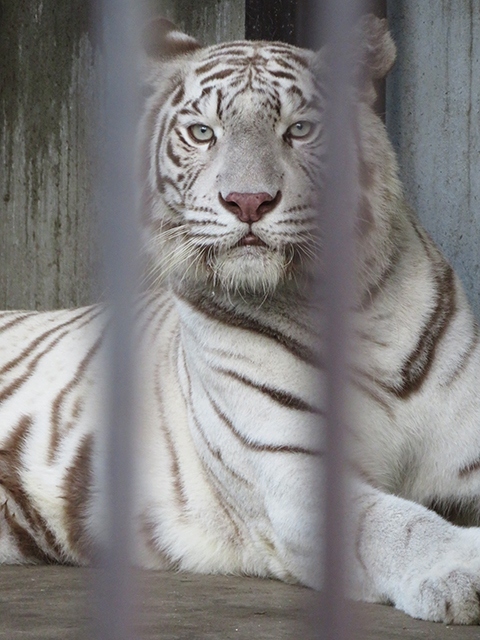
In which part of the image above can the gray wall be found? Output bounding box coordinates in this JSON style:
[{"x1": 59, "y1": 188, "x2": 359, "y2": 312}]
[
  {"x1": 0, "y1": 2, "x2": 98, "y2": 311},
  {"x1": 155, "y1": 0, "x2": 244, "y2": 46},
  {"x1": 387, "y1": 2, "x2": 480, "y2": 318},
  {"x1": 0, "y1": 1, "x2": 244, "y2": 311}
]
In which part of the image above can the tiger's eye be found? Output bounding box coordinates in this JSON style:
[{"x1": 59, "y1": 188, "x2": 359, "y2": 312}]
[
  {"x1": 189, "y1": 124, "x2": 215, "y2": 142},
  {"x1": 287, "y1": 121, "x2": 313, "y2": 139}
]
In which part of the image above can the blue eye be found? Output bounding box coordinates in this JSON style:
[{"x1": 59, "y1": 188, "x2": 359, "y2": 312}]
[
  {"x1": 189, "y1": 124, "x2": 215, "y2": 142},
  {"x1": 287, "y1": 121, "x2": 313, "y2": 138}
]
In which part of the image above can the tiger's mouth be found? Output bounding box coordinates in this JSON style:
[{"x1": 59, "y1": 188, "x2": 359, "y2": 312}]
[{"x1": 237, "y1": 232, "x2": 267, "y2": 247}]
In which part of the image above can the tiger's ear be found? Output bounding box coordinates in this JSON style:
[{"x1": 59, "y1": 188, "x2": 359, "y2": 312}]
[
  {"x1": 313, "y1": 15, "x2": 395, "y2": 106},
  {"x1": 355, "y1": 15, "x2": 396, "y2": 104},
  {"x1": 143, "y1": 17, "x2": 202, "y2": 60},
  {"x1": 357, "y1": 15, "x2": 396, "y2": 82}
]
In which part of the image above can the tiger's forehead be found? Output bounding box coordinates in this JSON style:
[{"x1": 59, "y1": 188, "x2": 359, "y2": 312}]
[
  {"x1": 178, "y1": 40, "x2": 320, "y2": 117},
  {"x1": 188, "y1": 40, "x2": 317, "y2": 89}
]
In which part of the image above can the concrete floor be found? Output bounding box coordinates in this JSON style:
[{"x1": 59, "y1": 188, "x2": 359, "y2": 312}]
[{"x1": 0, "y1": 566, "x2": 479, "y2": 639}]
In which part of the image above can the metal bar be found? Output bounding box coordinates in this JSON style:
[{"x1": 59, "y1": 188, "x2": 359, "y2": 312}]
[
  {"x1": 314, "y1": 1, "x2": 363, "y2": 638},
  {"x1": 90, "y1": 1, "x2": 142, "y2": 638}
]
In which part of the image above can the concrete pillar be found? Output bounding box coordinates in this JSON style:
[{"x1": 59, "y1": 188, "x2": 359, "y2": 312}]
[{"x1": 387, "y1": 2, "x2": 480, "y2": 317}]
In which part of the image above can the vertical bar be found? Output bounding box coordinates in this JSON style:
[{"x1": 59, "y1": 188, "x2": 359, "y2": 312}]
[
  {"x1": 312, "y1": 1, "x2": 363, "y2": 639},
  {"x1": 91, "y1": 0, "x2": 141, "y2": 638},
  {"x1": 321, "y1": 0, "x2": 359, "y2": 635}
]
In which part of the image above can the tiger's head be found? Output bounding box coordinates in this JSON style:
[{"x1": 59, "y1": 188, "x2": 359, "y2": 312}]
[{"x1": 140, "y1": 16, "x2": 399, "y2": 299}]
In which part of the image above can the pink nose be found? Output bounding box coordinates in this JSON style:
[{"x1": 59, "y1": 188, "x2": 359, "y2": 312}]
[{"x1": 220, "y1": 191, "x2": 281, "y2": 222}]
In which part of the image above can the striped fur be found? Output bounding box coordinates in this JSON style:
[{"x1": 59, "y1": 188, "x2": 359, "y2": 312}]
[{"x1": 2, "y1": 15, "x2": 480, "y2": 624}]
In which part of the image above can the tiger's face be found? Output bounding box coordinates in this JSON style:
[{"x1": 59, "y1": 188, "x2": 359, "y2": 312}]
[{"x1": 140, "y1": 18, "x2": 397, "y2": 298}]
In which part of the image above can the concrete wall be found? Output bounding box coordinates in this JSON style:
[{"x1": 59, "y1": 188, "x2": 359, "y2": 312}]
[
  {"x1": 387, "y1": 2, "x2": 480, "y2": 318},
  {"x1": 0, "y1": 1, "x2": 244, "y2": 311},
  {"x1": 0, "y1": 2, "x2": 98, "y2": 310},
  {"x1": 154, "y1": 0, "x2": 244, "y2": 46}
]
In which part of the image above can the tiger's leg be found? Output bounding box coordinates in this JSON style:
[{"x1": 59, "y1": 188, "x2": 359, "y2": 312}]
[{"x1": 352, "y1": 480, "x2": 480, "y2": 624}]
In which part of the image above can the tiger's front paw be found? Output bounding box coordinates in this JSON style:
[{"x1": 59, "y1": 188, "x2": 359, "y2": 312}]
[
  {"x1": 397, "y1": 566, "x2": 480, "y2": 624},
  {"x1": 394, "y1": 528, "x2": 480, "y2": 624}
]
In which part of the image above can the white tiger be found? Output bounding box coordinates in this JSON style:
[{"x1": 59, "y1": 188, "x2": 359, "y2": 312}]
[{"x1": 1, "y1": 15, "x2": 480, "y2": 625}]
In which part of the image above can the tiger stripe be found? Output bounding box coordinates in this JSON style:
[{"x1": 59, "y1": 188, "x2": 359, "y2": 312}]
[
  {"x1": 213, "y1": 366, "x2": 321, "y2": 414},
  {"x1": 204, "y1": 387, "x2": 320, "y2": 456},
  {"x1": 177, "y1": 292, "x2": 319, "y2": 366},
  {"x1": 48, "y1": 334, "x2": 104, "y2": 463}
]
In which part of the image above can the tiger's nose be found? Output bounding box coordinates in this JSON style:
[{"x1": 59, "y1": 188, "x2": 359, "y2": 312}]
[{"x1": 220, "y1": 191, "x2": 282, "y2": 223}]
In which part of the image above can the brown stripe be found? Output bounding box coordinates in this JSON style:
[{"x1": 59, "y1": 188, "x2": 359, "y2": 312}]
[
  {"x1": 383, "y1": 229, "x2": 456, "y2": 398},
  {"x1": 171, "y1": 84, "x2": 185, "y2": 107},
  {"x1": 268, "y1": 69, "x2": 297, "y2": 81},
  {"x1": 458, "y1": 456, "x2": 480, "y2": 478},
  {"x1": 270, "y1": 50, "x2": 309, "y2": 67},
  {"x1": 145, "y1": 298, "x2": 175, "y2": 346},
  {"x1": 0, "y1": 313, "x2": 37, "y2": 334},
  {"x1": 153, "y1": 338, "x2": 188, "y2": 512},
  {"x1": 205, "y1": 388, "x2": 320, "y2": 456},
  {"x1": 0, "y1": 416, "x2": 34, "y2": 522},
  {"x1": 136, "y1": 294, "x2": 174, "y2": 346},
  {"x1": 287, "y1": 85, "x2": 307, "y2": 104},
  {"x1": 274, "y1": 58, "x2": 297, "y2": 71},
  {"x1": 184, "y1": 166, "x2": 203, "y2": 193},
  {"x1": 207, "y1": 43, "x2": 251, "y2": 54},
  {"x1": 157, "y1": 174, "x2": 182, "y2": 197},
  {"x1": 63, "y1": 433, "x2": 94, "y2": 560},
  {"x1": 200, "y1": 68, "x2": 237, "y2": 85},
  {"x1": 180, "y1": 359, "x2": 259, "y2": 546},
  {"x1": 216, "y1": 88, "x2": 224, "y2": 119},
  {"x1": 0, "y1": 306, "x2": 96, "y2": 377},
  {"x1": 166, "y1": 139, "x2": 182, "y2": 167},
  {"x1": 179, "y1": 349, "x2": 253, "y2": 490},
  {"x1": 177, "y1": 291, "x2": 318, "y2": 366},
  {"x1": 0, "y1": 308, "x2": 103, "y2": 405},
  {"x1": 0, "y1": 416, "x2": 64, "y2": 561},
  {"x1": 359, "y1": 248, "x2": 400, "y2": 309},
  {"x1": 48, "y1": 334, "x2": 104, "y2": 463},
  {"x1": 352, "y1": 378, "x2": 394, "y2": 419},
  {"x1": 2, "y1": 502, "x2": 54, "y2": 564},
  {"x1": 214, "y1": 366, "x2": 321, "y2": 414},
  {"x1": 155, "y1": 109, "x2": 178, "y2": 193},
  {"x1": 139, "y1": 513, "x2": 180, "y2": 569},
  {"x1": 189, "y1": 413, "x2": 247, "y2": 544},
  {"x1": 396, "y1": 263, "x2": 455, "y2": 397},
  {"x1": 195, "y1": 59, "x2": 222, "y2": 75}
]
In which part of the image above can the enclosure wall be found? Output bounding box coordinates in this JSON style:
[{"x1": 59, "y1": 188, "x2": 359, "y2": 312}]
[
  {"x1": 0, "y1": 2, "x2": 97, "y2": 310},
  {"x1": 0, "y1": 0, "x2": 244, "y2": 311},
  {"x1": 387, "y1": 1, "x2": 480, "y2": 318}
]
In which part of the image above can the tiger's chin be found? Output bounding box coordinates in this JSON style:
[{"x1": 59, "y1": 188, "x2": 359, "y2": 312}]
[{"x1": 211, "y1": 245, "x2": 291, "y2": 296}]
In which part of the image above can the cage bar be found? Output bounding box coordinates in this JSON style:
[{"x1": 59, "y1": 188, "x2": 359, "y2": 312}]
[
  {"x1": 90, "y1": 0, "x2": 142, "y2": 639},
  {"x1": 313, "y1": 1, "x2": 363, "y2": 639}
]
